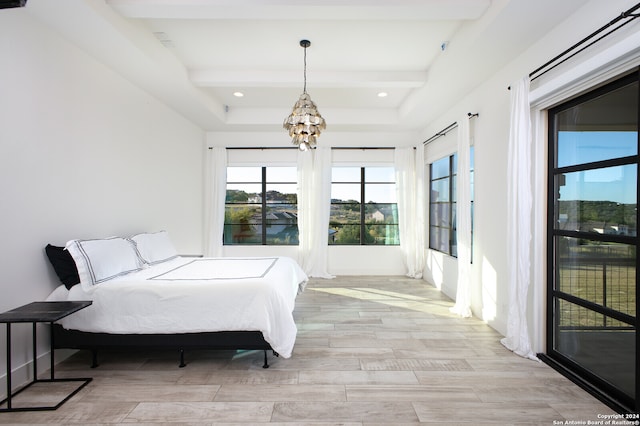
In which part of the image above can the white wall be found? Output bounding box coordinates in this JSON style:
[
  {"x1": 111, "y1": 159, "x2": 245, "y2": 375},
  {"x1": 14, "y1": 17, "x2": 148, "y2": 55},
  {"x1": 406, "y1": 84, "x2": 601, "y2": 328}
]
[
  {"x1": 0, "y1": 9, "x2": 205, "y2": 392},
  {"x1": 421, "y1": 0, "x2": 640, "y2": 344}
]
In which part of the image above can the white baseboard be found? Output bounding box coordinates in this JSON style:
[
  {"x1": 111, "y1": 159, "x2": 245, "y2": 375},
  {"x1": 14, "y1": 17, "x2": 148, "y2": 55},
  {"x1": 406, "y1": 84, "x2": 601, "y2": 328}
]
[{"x1": 0, "y1": 349, "x2": 77, "y2": 400}]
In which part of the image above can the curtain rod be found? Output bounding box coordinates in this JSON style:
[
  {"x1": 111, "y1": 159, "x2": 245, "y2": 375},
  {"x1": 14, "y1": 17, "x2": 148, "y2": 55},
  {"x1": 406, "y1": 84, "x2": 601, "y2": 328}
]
[
  {"x1": 210, "y1": 147, "x2": 298, "y2": 150},
  {"x1": 423, "y1": 112, "x2": 479, "y2": 145},
  {"x1": 423, "y1": 122, "x2": 457, "y2": 145},
  {"x1": 210, "y1": 146, "x2": 395, "y2": 150},
  {"x1": 331, "y1": 147, "x2": 395, "y2": 150},
  {"x1": 508, "y1": 2, "x2": 640, "y2": 89}
]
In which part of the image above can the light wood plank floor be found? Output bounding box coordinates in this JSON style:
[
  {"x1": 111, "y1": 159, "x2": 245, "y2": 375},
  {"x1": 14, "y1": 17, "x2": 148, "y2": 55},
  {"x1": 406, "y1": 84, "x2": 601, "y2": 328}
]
[{"x1": 0, "y1": 276, "x2": 614, "y2": 424}]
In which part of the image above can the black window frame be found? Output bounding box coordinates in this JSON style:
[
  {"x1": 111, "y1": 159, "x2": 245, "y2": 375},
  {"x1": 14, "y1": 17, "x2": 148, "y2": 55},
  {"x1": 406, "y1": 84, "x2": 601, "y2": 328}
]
[
  {"x1": 224, "y1": 165, "x2": 299, "y2": 246},
  {"x1": 429, "y1": 154, "x2": 457, "y2": 257},
  {"x1": 329, "y1": 166, "x2": 399, "y2": 246}
]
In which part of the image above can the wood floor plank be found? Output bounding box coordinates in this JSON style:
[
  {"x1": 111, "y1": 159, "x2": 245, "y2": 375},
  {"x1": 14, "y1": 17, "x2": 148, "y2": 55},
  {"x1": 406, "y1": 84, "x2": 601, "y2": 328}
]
[
  {"x1": 298, "y1": 370, "x2": 419, "y2": 385},
  {"x1": 412, "y1": 401, "x2": 565, "y2": 423},
  {"x1": 214, "y1": 384, "x2": 346, "y2": 402},
  {"x1": 360, "y1": 358, "x2": 473, "y2": 371},
  {"x1": 271, "y1": 401, "x2": 419, "y2": 423},
  {"x1": 124, "y1": 401, "x2": 274, "y2": 423},
  {"x1": 345, "y1": 384, "x2": 481, "y2": 402},
  {"x1": 76, "y1": 384, "x2": 219, "y2": 402}
]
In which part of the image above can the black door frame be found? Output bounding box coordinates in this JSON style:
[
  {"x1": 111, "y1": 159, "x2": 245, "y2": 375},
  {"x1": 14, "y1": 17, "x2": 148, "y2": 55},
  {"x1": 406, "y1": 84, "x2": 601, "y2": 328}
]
[{"x1": 540, "y1": 69, "x2": 639, "y2": 414}]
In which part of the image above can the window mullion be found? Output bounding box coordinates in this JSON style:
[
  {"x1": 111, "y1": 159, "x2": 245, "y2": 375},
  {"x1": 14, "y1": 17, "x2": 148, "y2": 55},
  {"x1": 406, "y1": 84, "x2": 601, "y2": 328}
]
[
  {"x1": 261, "y1": 166, "x2": 267, "y2": 245},
  {"x1": 360, "y1": 167, "x2": 366, "y2": 245},
  {"x1": 450, "y1": 156, "x2": 454, "y2": 255},
  {"x1": 452, "y1": 155, "x2": 458, "y2": 257}
]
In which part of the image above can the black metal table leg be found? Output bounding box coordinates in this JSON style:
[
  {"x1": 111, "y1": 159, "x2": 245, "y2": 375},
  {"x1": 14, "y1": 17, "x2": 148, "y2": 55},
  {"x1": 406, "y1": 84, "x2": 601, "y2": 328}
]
[
  {"x1": 49, "y1": 322, "x2": 54, "y2": 379},
  {"x1": 32, "y1": 323, "x2": 38, "y2": 382},
  {"x1": 6, "y1": 323, "x2": 12, "y2": 410}
]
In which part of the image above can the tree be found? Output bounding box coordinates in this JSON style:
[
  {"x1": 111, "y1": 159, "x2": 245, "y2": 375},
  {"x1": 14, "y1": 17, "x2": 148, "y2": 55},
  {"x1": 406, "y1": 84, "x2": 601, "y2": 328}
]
[
  {"x1": 331, "y1": 224, "x2": 377, "y2": 244},
  {"x1": 225, "y1": 207, "x2": 258, "y2": 243},
  {"x1": 225, "y1": 189, "x2": 250, "y2": 203},
  {"x1": 333, "y1": 225, "x2": 360, "y2": 244}
]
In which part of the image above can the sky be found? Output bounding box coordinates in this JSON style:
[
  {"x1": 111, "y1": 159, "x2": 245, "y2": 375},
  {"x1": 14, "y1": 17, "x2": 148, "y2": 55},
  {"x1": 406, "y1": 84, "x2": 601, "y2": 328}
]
[
  {"x1": 557, "y1": 131, "x2": 637, "y2": 204},
  {"x1": 226, "y1": 166, "x2": 397, "y2": 203}
]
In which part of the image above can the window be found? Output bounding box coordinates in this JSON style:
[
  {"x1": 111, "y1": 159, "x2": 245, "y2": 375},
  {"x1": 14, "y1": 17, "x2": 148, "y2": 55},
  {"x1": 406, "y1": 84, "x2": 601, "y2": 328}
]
[
  {"x1": 428, "y1": 147, "x2": 475, "y2": 258},
  {"x1": 429, "y1": 154, "x2": 457, "y2": 256},
  {"x1": 224, "y1": 166, "x2": 298, "y2": 245},
  {"x1": 329, "y1": 166, "x2": 399, "y2": 245}
]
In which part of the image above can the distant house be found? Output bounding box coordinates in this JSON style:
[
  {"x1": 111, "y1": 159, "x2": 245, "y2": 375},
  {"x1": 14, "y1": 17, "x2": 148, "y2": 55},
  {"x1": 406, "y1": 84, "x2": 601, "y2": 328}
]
[
  {"x1": 369, "y1": 210, "x2": 384, "y2": 222},
  {"x1": 240, "y1": 210, "x2": 299, "y2": 243}
]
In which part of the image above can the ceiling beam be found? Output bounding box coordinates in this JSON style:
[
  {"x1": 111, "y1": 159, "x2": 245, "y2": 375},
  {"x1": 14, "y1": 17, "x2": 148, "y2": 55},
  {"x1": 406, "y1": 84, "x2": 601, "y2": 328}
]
[
  {"x1": 189, "y1": 70, "x2": 427, "y2": 88},
  {"x1": 226, "y1": 107, "x2": 400, "y2": 127},
  {"x1": 107, "y1": 0, "x2": 490, "y2": 21}
]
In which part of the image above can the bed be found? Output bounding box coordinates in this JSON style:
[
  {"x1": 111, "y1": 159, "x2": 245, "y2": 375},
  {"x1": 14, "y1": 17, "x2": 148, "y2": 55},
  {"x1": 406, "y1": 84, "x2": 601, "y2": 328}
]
[{"x1": 45, "y1": 231, "x2": 307, "y2": 368}]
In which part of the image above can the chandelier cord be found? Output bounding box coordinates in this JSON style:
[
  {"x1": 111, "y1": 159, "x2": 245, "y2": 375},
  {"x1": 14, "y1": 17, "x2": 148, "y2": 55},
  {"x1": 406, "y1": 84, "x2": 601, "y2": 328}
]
[{"x1": 303, "y1": 45, "x2": 307, "y2": 94}]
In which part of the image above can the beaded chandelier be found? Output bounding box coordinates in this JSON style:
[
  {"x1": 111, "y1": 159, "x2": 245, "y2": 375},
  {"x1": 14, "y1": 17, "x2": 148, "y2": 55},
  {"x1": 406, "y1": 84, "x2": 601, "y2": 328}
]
[{"x1": 283, "y1": 40, "x2": 326, "y2": 151}]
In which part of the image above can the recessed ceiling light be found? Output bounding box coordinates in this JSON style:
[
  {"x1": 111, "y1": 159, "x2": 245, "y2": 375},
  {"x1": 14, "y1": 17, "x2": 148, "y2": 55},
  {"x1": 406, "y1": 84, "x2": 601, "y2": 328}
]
[
  {"x1": 233, "y1": 91, "x2": 244, "y2": 97},
  {"x1": 377, "y1": 92, "x2": 388, "y2": 98}
]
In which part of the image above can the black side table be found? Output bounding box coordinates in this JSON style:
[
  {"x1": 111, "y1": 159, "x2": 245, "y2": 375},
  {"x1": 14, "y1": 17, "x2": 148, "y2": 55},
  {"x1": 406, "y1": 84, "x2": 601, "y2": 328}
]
[{"x1": 0, "y1": 301, "x2": 92, "y2": 412}]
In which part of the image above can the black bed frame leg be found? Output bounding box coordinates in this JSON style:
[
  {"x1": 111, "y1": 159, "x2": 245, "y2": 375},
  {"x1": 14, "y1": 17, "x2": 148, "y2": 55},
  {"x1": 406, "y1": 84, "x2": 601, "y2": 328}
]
[
  {"x1": 90, "y1": 349, "x2": 99, "y2": 368},
  {"x1": 262, "y1": 350, "x2": 270, "y2": 369},
  {"x1": 179, "y1": 349, "x2": 186, "y2": 368}
]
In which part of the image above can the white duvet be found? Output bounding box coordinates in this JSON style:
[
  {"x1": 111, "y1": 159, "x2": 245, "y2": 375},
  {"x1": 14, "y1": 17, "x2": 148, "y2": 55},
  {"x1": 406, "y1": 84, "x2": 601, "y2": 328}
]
[{"x1": 46, "y1": 256, "x2": 308, "y2": 358}]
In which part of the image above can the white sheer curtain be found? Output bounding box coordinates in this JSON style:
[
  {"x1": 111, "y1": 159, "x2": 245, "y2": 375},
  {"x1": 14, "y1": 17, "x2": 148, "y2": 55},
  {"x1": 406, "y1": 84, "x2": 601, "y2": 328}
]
[
  {"x1": 450, "y1": 115, "x2": 472, "y2": 317},
  {"x1": 415, "y1": 143, "x2": 426, "y2": 274},
  {"x1": 530, "y1": 109, "x2": 547, "y2": 353},
  {"x1": 395, "y1": 147, "x2": 425, "y2": 278},
  {"x1": 501, "y1": 76, "x2": 538, "y2": 361},
  {"x1": 204, "y1": 146, "x2": 227, "y2": 257},
  {"x1": 298, "y1": 146, "x2": 334, "y2": 278}
]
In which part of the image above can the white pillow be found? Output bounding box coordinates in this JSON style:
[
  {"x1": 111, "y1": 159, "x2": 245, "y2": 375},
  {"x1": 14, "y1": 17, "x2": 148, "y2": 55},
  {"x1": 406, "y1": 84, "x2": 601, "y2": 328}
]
[
  {"x1": 130, "y1": 231, "x2": 178, "y2": 265},
  {"x1": 66, "y1": 237, "x2": 143, "y2": 290}
]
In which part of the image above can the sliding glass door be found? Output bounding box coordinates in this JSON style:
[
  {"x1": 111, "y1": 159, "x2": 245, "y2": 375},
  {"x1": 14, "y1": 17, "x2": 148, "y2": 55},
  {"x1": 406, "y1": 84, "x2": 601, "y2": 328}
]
[{"x1": 547, "y1": 70, "x2": 639, "y2": 411}]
